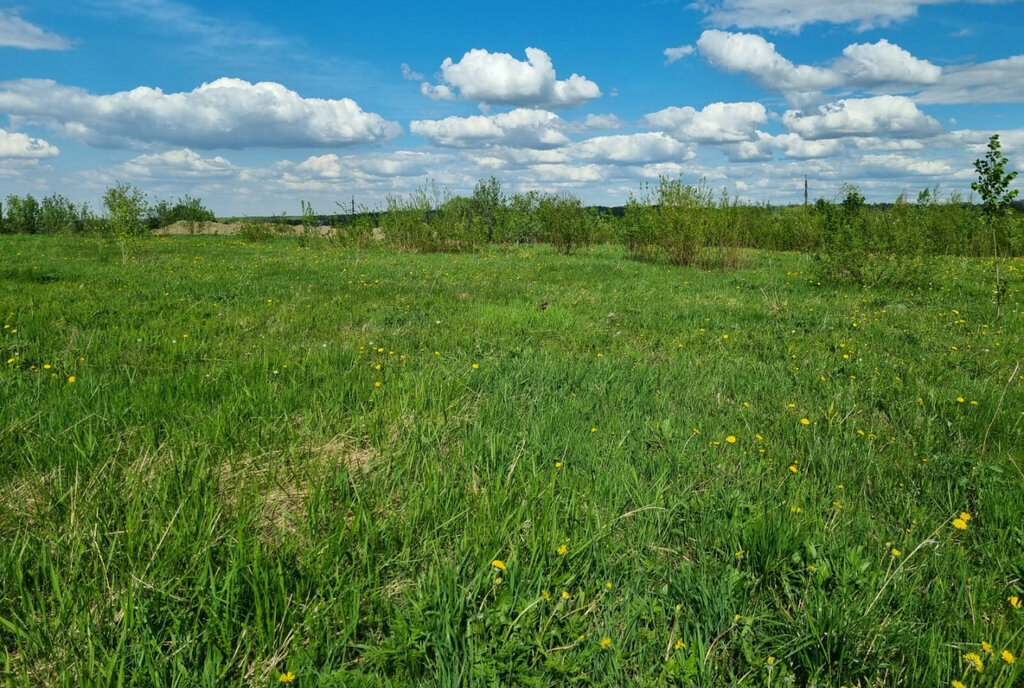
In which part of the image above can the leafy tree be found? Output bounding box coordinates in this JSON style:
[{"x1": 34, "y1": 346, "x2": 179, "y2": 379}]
[
  {"x1": 38, "y1": 194, "x2": 80, "y2": 234},
  {"x1": 971, "y1": 134, "x2": 1020, "y2": 316},
  {"x1": 470, "y1": 176, "x2": 505, "y2": 242},
  {"x1": 972, "y1": 134, "x2": 1019, "y2": 218},
  {"x1": 103, "y1": 181, "x2": 149, "y2": 263},
  {"x1": 5, "y1": 194, "x2": 39, "y2": 234}
]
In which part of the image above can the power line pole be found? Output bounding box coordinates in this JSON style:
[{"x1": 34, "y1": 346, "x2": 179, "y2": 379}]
[{"x1": 804, "y1": 176, "x2": 808, "y2": 206}]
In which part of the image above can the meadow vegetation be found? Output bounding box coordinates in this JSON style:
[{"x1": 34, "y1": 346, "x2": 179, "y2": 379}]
[{"x1": 1, "y1": 147, "x2": 1023, "y2": 686}]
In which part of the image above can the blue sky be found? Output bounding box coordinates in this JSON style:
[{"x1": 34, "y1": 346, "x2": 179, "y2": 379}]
[{"x1": 2, "y1": 0, "x2": 1023, "y2": 215}]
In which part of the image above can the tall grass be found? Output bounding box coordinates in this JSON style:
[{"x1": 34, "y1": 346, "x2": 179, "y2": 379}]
[{"x1": 1, "y1": 235, "x2": 1021, "y2": 686}]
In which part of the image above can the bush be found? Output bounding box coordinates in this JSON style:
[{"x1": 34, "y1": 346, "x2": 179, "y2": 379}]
[
  {"x1": 538, "y1": 194, "x2": 589, "y2": 255},
  {"x1": 237, "y1": 219, "x2": 288, "y2": 242},
  {"x1": 4, "y1": 194, "x2": 39, "y2": 234},
  {"x1": 149, "y1": 195, "x2": 216, "y2": 232},
  {"x1": 103, "y1": 181, "x2": 149, "y2": 263}
]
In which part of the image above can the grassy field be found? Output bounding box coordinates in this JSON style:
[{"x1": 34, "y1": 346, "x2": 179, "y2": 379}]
[{"x1": 1, "y1": 235, "x2": 1022, "y2": 687}]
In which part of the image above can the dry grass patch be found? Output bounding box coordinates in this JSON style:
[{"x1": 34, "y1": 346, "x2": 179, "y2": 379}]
[{"x1": 216, "y1": 438, "x2": 377, "y2": 543}]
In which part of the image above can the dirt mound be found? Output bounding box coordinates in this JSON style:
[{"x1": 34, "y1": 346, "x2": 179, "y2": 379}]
[{"x1": 153, "y1": 220, "x2": 239, "y2": 235}]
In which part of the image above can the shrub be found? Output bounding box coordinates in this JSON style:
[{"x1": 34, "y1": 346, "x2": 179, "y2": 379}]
[
  {"x1": 103, "y1": 181, "x2": 149, "y2": 263},
  {"x1": 538, "y1": 194, "x2": 588, "y2": 255},
  {"x1": 37, "y1": 194, "x2": 82, "y2": 234},
  {"x1": 4, "y1": 194, "x2": 39, "y2": 234}
]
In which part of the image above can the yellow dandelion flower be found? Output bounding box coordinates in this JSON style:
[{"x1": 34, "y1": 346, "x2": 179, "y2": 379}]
[
  {"x1": 800, "y1": 418, "x2": 810, "y2": 425},
  {"x1": 982, "y1": 641, "x2": 994, "y2": 656},
  {"x1": 472, "y1": 363, "x2": 479, "y2": 369},
  {"x1": 605, "y1": 582, "x2": 612, "y2": 589},
  {"x1": 68, "y1": 376, "x2": 76, "y2": 384},
  {"x1": 561, "y1": 590, "x2": 570, "y2": 600},
  {"x1": 789, "y1": 464, "x2": 798, "y2": 473},
  {"x1": 1009, "y1": 595, "x2": 1021, "y2": 609},
  {"x1": 43, "y1": 364, "x2": 51, "y2": 370},
  {"x1": 891, "y1": 548, "x2": 901, "y2": 557},
  {"x1": 491, "y1": 559, "x2": 506, "y2": 572},
  {"x1": 542, "y1": 590, "x2": 551, "y2": 601},
  {"x1": 952, "y1": 681, "x2": 966, "y2": 688},
  {"x1": 964, "y1": 652, "x2": 983, "y2": 672},
  {"x1": 1002, "y1": 650, "x2": 1015, "y2": 664},
  {"x1": 600, "y1": 637, "x2": 611, "y2": 648},
  {"x1": 278, "y1": 671, "x2": 296, "y2": 683},
  {"x1": 960, "y1": 512, "x2": 971, "y2": 521},
  {"x1": 555, "y1": 461, "x2": 563, "y2": 469},
  {"x1": 591, "y1": 427, "x2": 597, "y2": 433},
  {"x1": 957, "y1": 397, "x2": 965, "y2": 403},
  {"x1": 726, "y1": 435, "x2": 737, "y2": 444},
  {"x1": 953, "y1": 518, "x2": 968, "y2": 530},
  {"x1": 675, "y1": 639, "x2": 686, "y2": 650},
  {"x1": 557, "y1": 544, "x2": 568, "y2": 556},
  {"x1": 767, "y1": 656, "x2": 776, "y2": 665},
  {"x1": 374, "y1": 381, "x2": 382, "y2": 387}
]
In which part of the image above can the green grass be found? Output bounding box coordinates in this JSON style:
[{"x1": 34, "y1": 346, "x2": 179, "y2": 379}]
[{"x1": 1, "y1": 235, "x2": 1022, "y2": 687}]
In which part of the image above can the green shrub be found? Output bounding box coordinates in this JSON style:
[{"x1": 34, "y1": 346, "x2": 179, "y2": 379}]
[
  {"x1": 538, "y1": 194, "x2": 588, "y2": 255},
  {"x1": 4, "y1": 194, "x2": 39, "y2": 234},
  {"x1": 102, "y1": 181, "x2": 149, "y2": 263}
]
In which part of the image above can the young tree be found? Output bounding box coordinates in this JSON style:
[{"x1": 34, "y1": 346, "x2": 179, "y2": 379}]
[
  {"x1": 5, "y1": 194, "x2": 39, "y2": 234},
  {"x1": 972, "y1": 134, "x2": 1019, "y2": 218},
  {"x1": 103, "y1": 181, "x2": 149, "y2": 263},
  {"x1": 971, "y1": 134, "x2": 1019, "y2": 316}
]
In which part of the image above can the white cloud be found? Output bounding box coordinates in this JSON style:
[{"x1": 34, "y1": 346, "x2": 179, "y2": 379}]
[
  {"x1": 410, "y1": 109, "x2": 570, "y2": 148},
  {"x1": 644, "y1": 101, "x2": 768, "y2": 142},
  {"x1": 0, "y1": 78, "x2": 401, "y2": 149},
  {"x1": 0, "y1": 128, "x2": 59, "y2": 159},
  {"x1": 0, "y1": 9, "x2": 71, "y2": 50},
  {"x1": 571, "y1": 133, "x2": 693, "y2": 164},
  {"x1": 697, "y1": 30, "x2": 837, "y2": 91},
  {"x1": 664, "y1": 45, "x2": 696, "y2": 64},
  {"x1": 782, "y1": 95, "x2": 943, "y2": 139},
  {"x1": 917, "y1": 55, "x2": 1024, "y2": 104},
  {"x1": 120, "y1": 149, "x2": 235, "y2": 179},
  {"x1": 833, "y1": 40, "x2": 941, "y2": 87},
  {"x1": 401, "y1": 63, "x2": 424, "y2": 81},
  {"x1": 726, "y1": 132, "x2": 846, "y2": 160},
  {"x1": 696, "y1": 31, "x2": 940, "y2": 95},
  {"x1": 420, "y1": 47, "x2": 601, "y2": 108},
  {"x1": 691, "y1": 0, "x2": 1020, "y2": 32},
  {"x1": 584, "y1": 113, "x2": 625, "y2": 131}
]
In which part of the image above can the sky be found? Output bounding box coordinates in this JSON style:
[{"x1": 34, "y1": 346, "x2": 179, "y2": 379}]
[{"x1": 2, "y1": 0, "x2": 1023, "y2": 216}]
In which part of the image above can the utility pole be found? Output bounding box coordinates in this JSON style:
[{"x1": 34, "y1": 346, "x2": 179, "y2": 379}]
[
  {"x1": 804, "y1": 176, "x2": 808, "y2": 206},
  {"x1": 351, "y1": 196, "x2": 355, "y2": 216}
]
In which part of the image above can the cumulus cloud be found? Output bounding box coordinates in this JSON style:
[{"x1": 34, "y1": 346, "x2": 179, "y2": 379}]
[
  {"x1": 696, "y1": 31, "x2": 941, "y2": 95},
  {"x1": 0, "y1": 128, "x2": 59, "y2": 159},
  {"x1": 782, "y1": 95, "x2": 943, "y2": 139},
  {"x1": 288, "y1": 151, "x2": 451, "y2": 179},
  {"x1": 0, "y1": 78, "x2": 401, "y2": 149},
  {"x1": 410, "y1": 109, "x2": 570, "y2": 149},
  {"x1": 644, "y1": 101, "x2": 768, "y2": 142},
  {"x1": 401, "y1": 63, "x2": 424, "y2": 81},
  {"x1": 420, "y1": 47, "x2": 601, "y2": 108},
  {"x1": 725, "y1": 132, "x2": 845, "y2": 161},
  {"x1": 571, "y1": 133, "x2": 693, "y2": 164},
  {"x1": 691, "y1": 0, "x2": 1016, "y2": 32},
  {"x1": 664, "y1": 45, "x2": 696, "y2": 64},
  {"x1": 120, "y1": 149, "x2": 235, "y2": 179},
  {"x1": 917, "y1": 55, "x2": 1024, "y2": 104},
  {"x1": 0, "y1": 9, "x2": 71, "y2": 50},
  {"x1": 582, "y1": 113, "x2": 625, "y2": 131}
]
